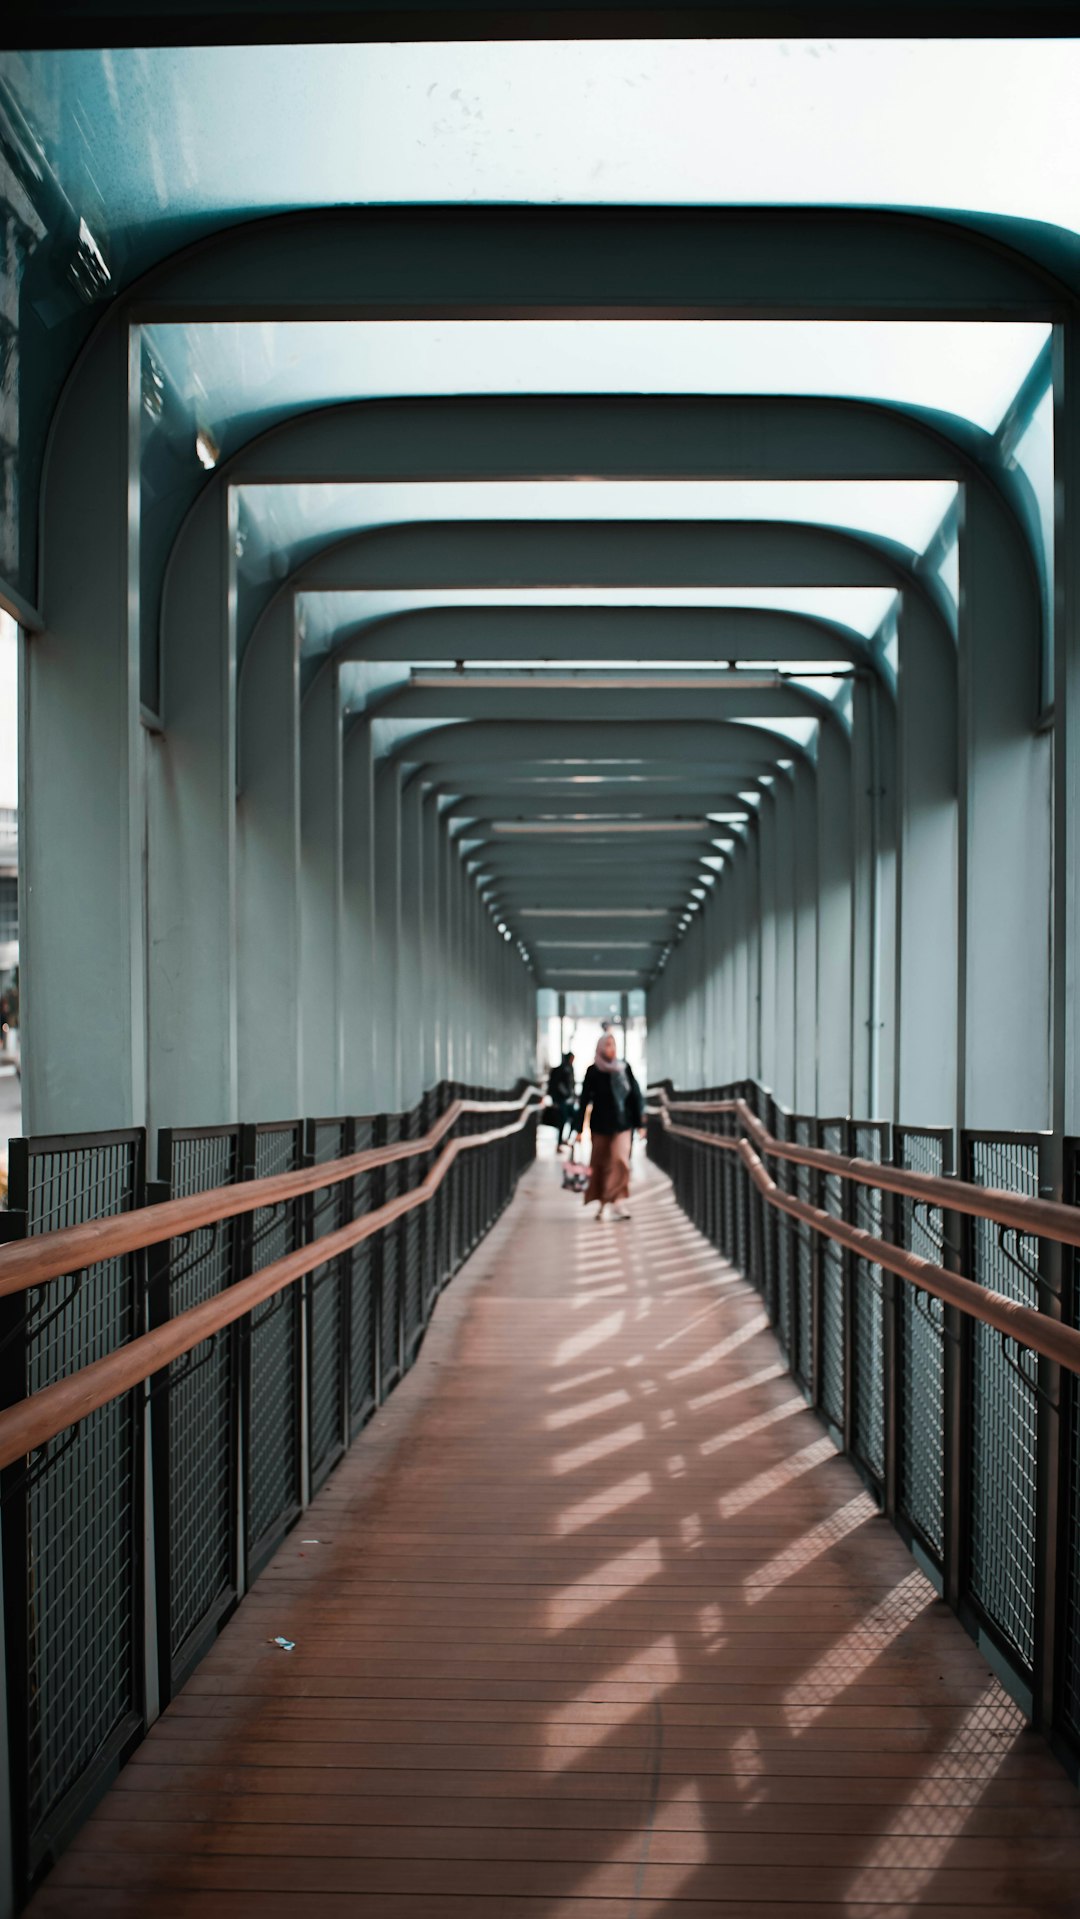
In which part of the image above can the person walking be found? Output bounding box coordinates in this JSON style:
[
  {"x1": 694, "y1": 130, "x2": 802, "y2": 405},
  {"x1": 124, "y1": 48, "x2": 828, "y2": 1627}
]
[
  {"x1": 545, "y1": 1050, "x2": 577, "y2": 1148},
  {"x1": 574, "y1": 1032, "x2": 645, "y2": 1221}
]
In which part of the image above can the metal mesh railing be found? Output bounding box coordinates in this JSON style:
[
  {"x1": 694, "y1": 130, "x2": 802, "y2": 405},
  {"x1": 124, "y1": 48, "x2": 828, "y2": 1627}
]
[
  {"x1": 964, "y1": 1133, "x2": 1042, "y2": 1674},
  {"x1": 348, "y1": 1117, "x2": 378, "y2": 1434},
  {"x1": 893, "y1": 1127, "x2": 949, "y2": 1562},
  {"x1": 378, "y1": 1113, "x2": 403, "y2": 1394},
  {"x1": 153, "y1": 1124, "x2": 243, "y2": 1691},
  {"x1": 651, "y1": 1082, "x2": 1080, "y2": 1780},
  {"x1": 773, "y1": 1109, "x2": 793, "y2": 1362},
  {"x1": 245, "y1": 1121, "x2": 304, "y2": 1573},
  {"x1": 0, "y1": 1130, "x2": 145, "y2": 1886},
  {"x1": 792, "y1": 1117, "x2": 815, "y2": 1395},
  {"x1": 850, "y1": 1122, "x2": 888, "y2": 1484},
  {"x1": 306, "y1": 1119, "x2": 349, "y2": 1495},
  {"x1": 819, "y1": 1119, "x2": 846, "y2": 1434},
  {"x1": 0, "y1": 1081, "x2": 538, "y2": 1909}
]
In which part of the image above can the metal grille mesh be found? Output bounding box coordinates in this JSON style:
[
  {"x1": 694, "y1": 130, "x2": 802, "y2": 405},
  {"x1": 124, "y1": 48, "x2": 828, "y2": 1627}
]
[
  {"x1": 793, "y1": 1119, "x2": 814, "y2": 1391},
  {"x1": 17, "y1": 1138, "x2": 142, "y2": 1839},
  {"x1": 819, "y1": 1121, "x2": 846, "y2": 1431},
  {"x1": 380, "y1": 1115, "x2": 402, "y2": 1388},
  {"x1": 850, "y1": 1124, "x2": 887, "y2": 1481},
  {"x1": 348, "y1": 1119, "x2": 377, "y2": 1431},
  {"x1": 773, "y1": 1113, "x2": 793, "y2": 1361},
  {"x1": 967, "y1": 1136, "x2": 1040, "y2": 1671},
  {"x1": 895, "y1": 1130, "x2": 947, "y2": 1560},
  {"x1": 401, "y1": 1107, "x2": 423, "y2": 1350},
  {"x1": 163, "y1": 1131, "x2": 239, "y2": 1662},
  {"x1": 248, "y1": 1125, "x2": 301, "y2": 1553},
  {"x1": 308, "y1": 1121, "x2": 347, "y2": 1491},
  {"x1": 1064, "y1": 1222, "x2": 1080, "y2": 1741}
]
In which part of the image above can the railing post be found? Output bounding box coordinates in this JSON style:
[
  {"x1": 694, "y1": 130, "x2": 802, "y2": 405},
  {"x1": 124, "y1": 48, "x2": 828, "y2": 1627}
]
[
  {"x1": 841, "y1": 1121, "x2": 856, "y2": 1457},
  {"x1": 809, "y1": 1122, "x2": 824, "y2": 1414}
]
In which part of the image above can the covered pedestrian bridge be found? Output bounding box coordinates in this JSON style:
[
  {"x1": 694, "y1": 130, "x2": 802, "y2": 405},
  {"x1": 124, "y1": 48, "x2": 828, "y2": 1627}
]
[{"x1": 3, "y1": 25, "x2": 1080, "y2": 1914}]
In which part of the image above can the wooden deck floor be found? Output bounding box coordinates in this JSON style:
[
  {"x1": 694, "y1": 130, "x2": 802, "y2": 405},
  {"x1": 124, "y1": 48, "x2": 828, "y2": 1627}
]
[{"x1": 29, "y1": 1148, "x2": 1080, "y2": 1917}]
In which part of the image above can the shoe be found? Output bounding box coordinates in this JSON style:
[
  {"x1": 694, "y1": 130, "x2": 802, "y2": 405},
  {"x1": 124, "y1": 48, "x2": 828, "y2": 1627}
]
[{"x1": 612, "y1": 1207, "x2": 631, "y2": 1221}]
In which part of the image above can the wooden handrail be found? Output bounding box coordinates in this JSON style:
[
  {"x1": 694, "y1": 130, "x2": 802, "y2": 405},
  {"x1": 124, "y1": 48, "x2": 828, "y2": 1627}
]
[
  {"x1": 648, "y1": 1087, "x2": 1080, "y2": 1251},
  {"x1": 651, "y1": 1106, "x2": 1080, "y2": 1379},
  {"x1": 0, "y1": 1087, "x2": 541, "y2": 1300},
  {"x1": 0, "y1": 1102, "x2": 537, "y2": 1473}
]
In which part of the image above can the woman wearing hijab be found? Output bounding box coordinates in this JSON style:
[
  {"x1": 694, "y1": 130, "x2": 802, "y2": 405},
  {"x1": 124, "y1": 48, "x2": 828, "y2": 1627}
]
[{"x1": 574, "y1": 1031, "x2": 645, "y2": 1221}]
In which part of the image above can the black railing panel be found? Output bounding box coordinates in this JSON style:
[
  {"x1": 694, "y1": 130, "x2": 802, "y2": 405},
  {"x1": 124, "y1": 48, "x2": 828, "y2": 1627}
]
[
  {"x1": 401, "y1": 1102, "x2": 424, "y2": 1363},
  {"x1": 0, "y1": 1128, "x2": 145, "y2": 1893},
  {"x1": 819, "y1": 1119, "x2": 846, "y2": 1435},
  {"x1": 963, "y1": 1132, "x2": 1042, "y2": 1676},
  {"x1": 850, "y1": 1121, "x2": 889, "y2": 1485},
  {"x1": 306, "y1": 1118, "x2": 350, "y2": 1496},
  {"x1": 379, "y1": 1113, "x2": 403, "y2": 1394},
  {"x1": 893, "y1": 1126, "x2": 951, "y2": 1564},
  {"x1": 244, "y1": 1120, "x2": 304, "y2": 1576},
  {"x1": 792, "y1": 1117, "x2": 816, "y2": 1395},
  {"x1": 347, "y1": 1117, "x2": 378, "y2": 1434},
  {"x1": 152, "y1": 1123, "x2": 243, "y2": 1697},
  {"x1": 773, "y1": 1109, "x2": 793, "y2": 1362}
]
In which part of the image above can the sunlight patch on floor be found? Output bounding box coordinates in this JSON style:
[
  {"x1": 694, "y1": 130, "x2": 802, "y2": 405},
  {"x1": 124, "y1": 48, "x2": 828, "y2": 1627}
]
[
  {"x1": 555, "y1": 1309, "x2": 626, "y2": 1364},
  {"x1": 784, "y1": 1569, "x2": 937, "y2": 1729},
  {"x1": 718, "y1": 1434, "x2": 836, "y2": 1520},
  {"x1": 698, "y1": 1394, "x2": 807, "y2": 1456},
  {"x1": 553, "y1": 1471, "x2": 654, "y2": 1536},
  {"x1": 746, "y1": 1493, "x2": 878, "y2": 1601},
  {"x1": 545, "y1": 1388, "x2": 632, "y2": 1430},
  {"x1": 552, "y1": 1421, "x2": 645, "y2": 1474}
]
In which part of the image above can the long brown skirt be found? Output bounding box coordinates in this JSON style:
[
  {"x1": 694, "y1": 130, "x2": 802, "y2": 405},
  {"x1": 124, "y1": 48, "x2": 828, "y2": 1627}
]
[{"x1": 584, "y1": 1128, "x2": 632, "y2": 1206}]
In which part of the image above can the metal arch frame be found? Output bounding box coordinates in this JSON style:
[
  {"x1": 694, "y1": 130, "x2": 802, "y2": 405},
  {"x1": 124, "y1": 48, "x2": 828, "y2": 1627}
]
[
  {"x1": 163, "y1": 390, "x2": 1025, "y2": 703},
  {"x1": 237, "y1": 517, "x2": 948, "y2": 739},
  {"x1": 22, "y1": 201, "x2": 1067, "y2": 1137}
]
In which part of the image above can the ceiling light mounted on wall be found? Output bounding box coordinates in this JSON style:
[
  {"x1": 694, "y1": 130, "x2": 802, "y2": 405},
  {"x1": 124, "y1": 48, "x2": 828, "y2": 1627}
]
[{"x1": 195, "y1": 428, "x2": 220, "y2": 471}]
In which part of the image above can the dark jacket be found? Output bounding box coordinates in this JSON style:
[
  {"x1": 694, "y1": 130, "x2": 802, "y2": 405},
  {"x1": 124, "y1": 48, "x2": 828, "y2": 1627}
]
[
  {"x1": 547, "y1": 1059, "x2": 576, "y2": 1104},
  {"x1": 576, "y1": 1061, "x2": 644, "y2": 1137}
]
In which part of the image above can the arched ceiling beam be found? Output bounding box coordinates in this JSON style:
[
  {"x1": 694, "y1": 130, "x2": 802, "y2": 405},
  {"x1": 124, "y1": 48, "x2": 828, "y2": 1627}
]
[
  {"x1": 363, "y1": 677, "x2": 839, "y2": 735},
  {"x1": 329, "y1": 603, "x2": 871, "y2": 667},
  {"x1": 175, "y1": 392, "x2": 1023, "y2": 735},
  {"x1": 380, "y1": 717, "x2": 815, "y2": 772},
  {"x1": 136, "y1": 205, "x2": 1079, "y2": 314}
]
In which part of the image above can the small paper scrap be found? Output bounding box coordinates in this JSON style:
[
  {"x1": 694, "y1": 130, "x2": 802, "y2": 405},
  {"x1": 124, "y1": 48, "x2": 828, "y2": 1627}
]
[{"x1": 269, "y1": 1637, "x2": 296, "y2": 1652}]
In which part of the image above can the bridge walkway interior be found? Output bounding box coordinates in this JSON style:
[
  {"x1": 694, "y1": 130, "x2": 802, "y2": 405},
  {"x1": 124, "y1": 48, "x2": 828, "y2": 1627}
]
[{"x1": 24, "y1": 1149, "x2": 1080, "y2": 1917}]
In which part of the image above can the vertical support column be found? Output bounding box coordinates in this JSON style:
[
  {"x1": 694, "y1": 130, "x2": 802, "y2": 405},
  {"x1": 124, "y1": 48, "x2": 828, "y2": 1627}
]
[
  {"x1": 422, "y1": 791, "x2": 441, "y2": 1089},
  {"x1": 25, "y1": 312, "x2": 146, "y2": 1132},
  {"x1": 773, "y1": 773, "x2": 797, "y2": 1109},
  {"x1": 299, "y1": 663, "x2": 343, "y2": 1116},
  {"x1": 758, "y1": 789, "x2": 778, "y2": 1095},
  {"x1": 398, "y1": 776, "x2": 424, "y2": 1109},
  {"x1": 372, "y1": 761, "x2": 402, "y2": 1111},
  {"x1": 816, "y1": 719, "x2": 853, "y2": 1115},
  {"x1": 147, "y1": 473, "x2": 238, "y2": 1135},
  {"x1": 342, "y1": 717, "x2": 376, "y2": 1112},
  {"x1": 894, "y1": 599, "x2": 958, "y2": 1126},
  {"x1": 959, "y1": 488, "x2": 1050, "y2": 1130},
  {"x1": 792, "y1": 758, "x2": 818, "y2": 1113},
  {"x1": 237, "y1": 597, "x2": 301, "y2": 1120}
]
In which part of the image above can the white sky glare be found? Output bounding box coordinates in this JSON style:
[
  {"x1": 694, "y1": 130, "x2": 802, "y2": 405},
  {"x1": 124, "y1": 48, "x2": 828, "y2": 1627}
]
[{"x1": 28, "y1": 39, "x2": 1080, "y2": 236}]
